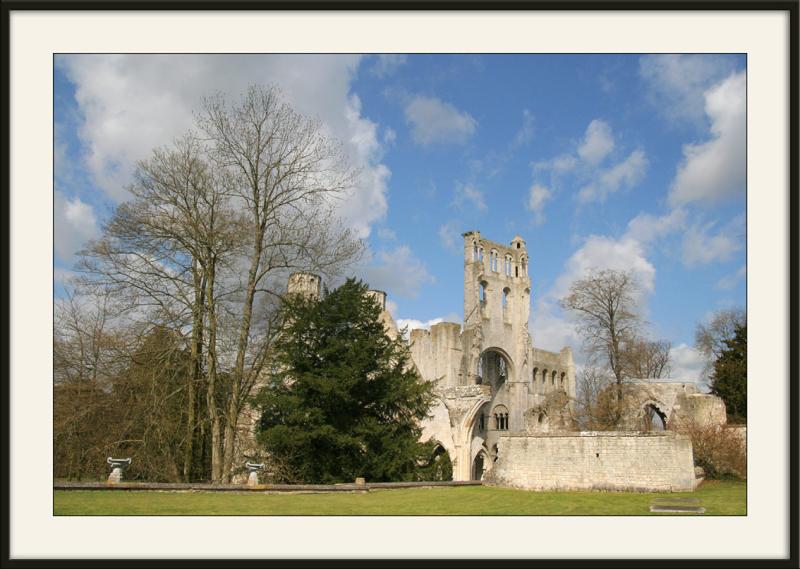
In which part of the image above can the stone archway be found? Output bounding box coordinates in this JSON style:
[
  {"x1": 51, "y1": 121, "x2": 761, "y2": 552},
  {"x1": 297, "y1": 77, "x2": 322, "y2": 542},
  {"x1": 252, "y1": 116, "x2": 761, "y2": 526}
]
[
  {"x1": 472, "y1": 449, "x2": 490, "y2": 480},
  {"x1": 477, "y1": 347, "x2": 514, "y2": 387},
  {"x1": 642, "y1": 402, "x2": 668, "y2": 431}
]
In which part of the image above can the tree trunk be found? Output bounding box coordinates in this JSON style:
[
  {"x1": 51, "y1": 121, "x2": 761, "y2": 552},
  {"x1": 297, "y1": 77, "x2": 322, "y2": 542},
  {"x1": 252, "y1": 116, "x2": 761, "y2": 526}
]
[
  {"x1": 221, "y1": 226, "x2": 263, "y2": 482},
  {"x1": 183, "y1": 265, "x2": 205, "y2": 482},
  {"x1": 204, "y1": 260, "x2": 223, "y2": 483}
]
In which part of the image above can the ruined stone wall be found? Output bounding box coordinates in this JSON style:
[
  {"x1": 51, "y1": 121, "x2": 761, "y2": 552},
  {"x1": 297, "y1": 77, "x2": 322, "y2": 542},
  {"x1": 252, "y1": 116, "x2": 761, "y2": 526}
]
[
  {"x1": 486, "y1": 432, "x2": 696, "y2": 492},
  {"x1": 530, "y1": 347, "x2": 576, "y2": 399},
  {"x1": 676, "y1": 394, "x2": 728, "y2": 429},
  {"x1": 409, "y1": 322, "x2": 464, "y2": 388},
  {"x1": 616, "y1": 381, "x2": 728, "y2": 431}
]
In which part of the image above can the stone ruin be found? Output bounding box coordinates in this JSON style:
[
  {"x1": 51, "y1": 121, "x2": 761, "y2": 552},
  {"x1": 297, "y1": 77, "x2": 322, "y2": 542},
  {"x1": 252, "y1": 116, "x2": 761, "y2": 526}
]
[{"x1": 230, "y1": 230, "x2": 732, "y2": 492}]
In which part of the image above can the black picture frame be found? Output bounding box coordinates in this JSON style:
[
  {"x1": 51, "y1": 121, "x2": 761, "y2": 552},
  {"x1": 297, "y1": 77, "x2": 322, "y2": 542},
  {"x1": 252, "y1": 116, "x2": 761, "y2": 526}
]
[{"x1": 2, "y1": 1, "x2": 797, "y2": 566}]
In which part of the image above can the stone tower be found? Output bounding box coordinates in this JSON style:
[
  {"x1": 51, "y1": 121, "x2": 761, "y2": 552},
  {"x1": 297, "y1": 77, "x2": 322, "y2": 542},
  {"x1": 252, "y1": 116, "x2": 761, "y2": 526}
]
[
  {"x1": 287, "y1": 272, "x2": 321, "y2": 300},
  {"x1": 462, "y1": 231, "x2": 532, "y2": 432}
]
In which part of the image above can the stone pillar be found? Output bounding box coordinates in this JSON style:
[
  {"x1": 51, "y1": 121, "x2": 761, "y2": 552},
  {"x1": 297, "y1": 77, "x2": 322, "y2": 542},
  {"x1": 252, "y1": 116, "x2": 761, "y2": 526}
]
[
  {"x1": 509, "y1": 382, "x2": 528, "y2": 431},
  {"x1": 453, "y1": 442, "x2": 472, "y2": 482},
  {"x1": 107, "y1": 467, "x2": 123, "y2": 484},
  {"x1": 247, "y1": 471, "x2": 259, "y2": 486},
  {"x1": 106, "y1": 457, "x2": 131, "y2": 484}
]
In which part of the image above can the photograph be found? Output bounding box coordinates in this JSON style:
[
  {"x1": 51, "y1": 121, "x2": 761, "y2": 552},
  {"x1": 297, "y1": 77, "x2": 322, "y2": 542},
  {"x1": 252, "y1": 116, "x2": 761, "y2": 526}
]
[
  {"x1": 52, "y1": 53, "x2": 747, "y2": 516},
  {"x1": 4, "y1": 5, "x2": 795, "y2": 564}
]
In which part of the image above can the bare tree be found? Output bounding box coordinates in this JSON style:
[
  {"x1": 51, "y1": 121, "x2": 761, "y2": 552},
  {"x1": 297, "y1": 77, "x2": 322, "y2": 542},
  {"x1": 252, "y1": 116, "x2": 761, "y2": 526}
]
[
  {"x1": 695, "y1": 307, "x2": 746, "y2": 378},
  {"x1": 54, "y1": 285, "x2": 135, "y2": 479},
  {"x1": 573, "y1": 366, "x2": 614, "y2": 430},
  {"x1": 75, "y1": 85, "x2": 365, "y2": 483},
  {"x1": 78, "y1": 134, "x2": 236, "y2": 481},
  {"x1": 560, "y1": 269, "x2": 643, "y2": 423},
  {"x1": 560, "y1": 269, "x2": 642, "y2": 384},
  {"x1": 619, "y1": 337, "x2": 672, "y2": 379},
  {"x1": 198, "y1": 85, "x2": 364, "y2": 482},
  {"x1": 54, "y1": 284, "x2": 203, "y2": 482}
]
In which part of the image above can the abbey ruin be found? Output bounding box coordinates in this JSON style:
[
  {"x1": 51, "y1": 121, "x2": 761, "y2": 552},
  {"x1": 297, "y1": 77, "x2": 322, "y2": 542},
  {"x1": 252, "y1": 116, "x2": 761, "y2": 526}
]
[{"x1": 280, "y1": 231, "x2": 732, "y2": 492}]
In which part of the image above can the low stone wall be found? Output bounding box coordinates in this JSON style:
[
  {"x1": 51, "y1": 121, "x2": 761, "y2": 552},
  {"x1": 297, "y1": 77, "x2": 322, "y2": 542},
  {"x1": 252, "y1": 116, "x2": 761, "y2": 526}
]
[
  {"x1": 485, "y1": 431, "x2": 696, "y2": 492},
  {"x1": 54, "y1": 480, "x2": 482, "y2": 493}
]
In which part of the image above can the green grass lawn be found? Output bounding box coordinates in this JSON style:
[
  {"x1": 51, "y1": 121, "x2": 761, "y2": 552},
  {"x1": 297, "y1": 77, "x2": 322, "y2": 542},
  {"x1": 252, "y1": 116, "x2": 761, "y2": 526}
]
[{"x1": 54, "y1": 480, "x2": 745, "y2": 516}]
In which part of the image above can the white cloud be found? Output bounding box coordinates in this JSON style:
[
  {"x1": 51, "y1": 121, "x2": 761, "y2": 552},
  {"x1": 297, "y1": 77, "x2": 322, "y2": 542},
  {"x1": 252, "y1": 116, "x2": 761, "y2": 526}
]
[
  {"x1": 639, "y1": 54, "x2": 739, "y2": 126},
  {"x1": 553, "y1": 234, "x2": 656, "y2": 300},
  {"x1": 358, "y1": 245, "x2": 435, "y2": 299},
  {"x1": 376, "y1": 227, "x2": 397, "y2": 241},
  {"x1": 54, "y1": 191, "x2": 99, "y2": 262},
  {"x1": 371, "y1": 54, "x2": 408, "y2": 78},
  {"x1": 396, "y1": 314, "x2": 461, "y2": 341},
  {"x1": 534, "y1": 153, "x2": 578, "y2": 175},
  {"x1": 681, "y1": 216, "x2": 745, "y2": 267},
  {"x1": 438, "y1": 221, "x2": 462, "y2": 254},
  {"x1": 532, "y1": 226, "x2": 659, "y2": 364},
  {"x1": 669, "y1": 343, "x2": 707, "y2": 384},
  {"x1": 577, "y1": 119, "x2": 614, "y2": 165},
  {"x1": 668, "y1": 71, "x2": 746, "y2": 207},
  {"x1": 404, "y1": 95, "x2": 477, "y2": 146},
  {"x1": 452, "y1": 183, "x2": 487, "y2": 211},
  {"x1": 529, "y1": 300, "x2": 582, "y2": 354},
  {"x1": 624, "y1": 208, "x2": 687, "y2": 245},
  {"x1": 534, "y1": 229, "x2": 659, "y2": 364},
  {"x1": 57, "y1": 54, "x2": 390, "y2": 239},
  {"x1": 396, "y1": 317, "x2": 445, "y2": 337},
  {"x1": 525, "y1": 183, "x2": 551, "y2": 225},
  {"x1": 577, "y1": 149, "x2": 648, "y2": 204},
  {"x1": 535, "y1": 119, "x2": 615, "y2": 175},
  {"x1": 533, "y1": 119, "x2": 646, "y2": 205},
  {"x1": 715, "y1": 264, "x2": 747, "y2": 291},
  {"x1": 513, "y1": 109, "x2": 535, "y2": 146}
]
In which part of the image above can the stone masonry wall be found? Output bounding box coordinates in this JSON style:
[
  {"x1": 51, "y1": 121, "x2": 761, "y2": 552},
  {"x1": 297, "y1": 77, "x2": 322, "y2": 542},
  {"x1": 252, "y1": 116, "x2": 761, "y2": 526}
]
[{"x1": 486, "y1": 432, "x2": 696, "y2": 492}]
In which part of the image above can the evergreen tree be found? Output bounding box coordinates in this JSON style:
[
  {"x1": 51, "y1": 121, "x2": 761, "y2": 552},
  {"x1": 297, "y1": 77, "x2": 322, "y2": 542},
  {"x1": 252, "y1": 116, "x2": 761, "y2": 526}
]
[
  {"x1": 710, "y1": 323, "x2": 747, "y2": 423},
  {"x1": 254, "y1": 278, "x2": 439, "y2": 483}
]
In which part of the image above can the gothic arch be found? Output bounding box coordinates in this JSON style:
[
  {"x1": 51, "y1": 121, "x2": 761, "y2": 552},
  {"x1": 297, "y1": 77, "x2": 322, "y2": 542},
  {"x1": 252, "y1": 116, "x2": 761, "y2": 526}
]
[
  {"x1": 477, "y1": 347, "x2": 514, "y2": 388},
  {"x1": 641, "y1": 400, "x2": 669, "y2": 431},
  {"x1": 472, "y1": 448, "x2": 490, "y2": 481}
]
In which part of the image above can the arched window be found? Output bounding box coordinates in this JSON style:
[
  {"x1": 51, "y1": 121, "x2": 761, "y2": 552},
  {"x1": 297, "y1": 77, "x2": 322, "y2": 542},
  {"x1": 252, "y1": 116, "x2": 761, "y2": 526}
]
[
  {"x1": 490, "y1": 250, "x2": 499, "y2": 272},
  {"x1": 521, "y1": 257, "x2": 528, "y2": 276},
  {"x1": 502, "y1": 287, "x2": 510, "y2": 308},
  {"x1": 532, "y1": 367, "x2": 539, "y2": 385},
  {"x1": 541, "y1": 369, "x2": 548, "y2": 386},
  {"x1": 560, "y1": 372, "x2": 566, "y2": 389},
  {"x1": 552, "y1": 370, "x2": 557, "y2": 385},
  {"x1": 478, "y1": 247, "x2": 485, "y2": 263},
  {"x1": 493, "y1": 405, "x2": 509, "y2": 430},
  {"x1": 479, "y1": 281, "x2": 487, "y2": 304},
  {"x1": 643, "y1": 404, "x2": 667, "y2": 431},
  {"x1": 504, "y1": 255, "x2": 512, "y2": 276}
]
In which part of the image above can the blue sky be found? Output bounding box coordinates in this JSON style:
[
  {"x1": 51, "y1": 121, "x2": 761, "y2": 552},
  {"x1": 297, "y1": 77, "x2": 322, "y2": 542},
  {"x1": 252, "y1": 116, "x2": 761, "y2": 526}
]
[{"x1": 54, "y1": 54, "x2": 746, "y2": 381}]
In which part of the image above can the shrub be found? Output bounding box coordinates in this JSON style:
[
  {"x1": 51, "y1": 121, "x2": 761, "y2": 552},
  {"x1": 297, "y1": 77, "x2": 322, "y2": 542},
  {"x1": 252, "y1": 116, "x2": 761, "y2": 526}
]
[{"x1": 679, "y1": 422, "x2": 746, "y2": 480}]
